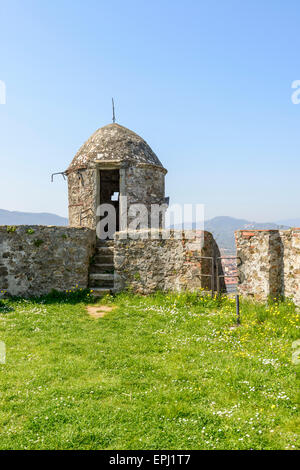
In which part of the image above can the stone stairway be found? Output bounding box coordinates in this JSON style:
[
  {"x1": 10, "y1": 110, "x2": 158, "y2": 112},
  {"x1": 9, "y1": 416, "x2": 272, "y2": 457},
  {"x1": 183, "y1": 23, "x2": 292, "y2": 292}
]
[{"x1": 89, "y1": 240, "x2": 115, "y2": 297}]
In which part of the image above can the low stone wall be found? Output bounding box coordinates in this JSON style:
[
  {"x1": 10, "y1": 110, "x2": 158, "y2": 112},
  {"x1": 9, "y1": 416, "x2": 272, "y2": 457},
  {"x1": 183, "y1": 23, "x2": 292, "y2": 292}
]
[
  {"x1": 236, "y1": 229, "x2": 300, "y2": 305},
  {"x1": 114, "y1": 230, "x2": 224, "y2": 294},
  {"x1": 0, "y1": 226, "x2": 96, "y2": 297}
]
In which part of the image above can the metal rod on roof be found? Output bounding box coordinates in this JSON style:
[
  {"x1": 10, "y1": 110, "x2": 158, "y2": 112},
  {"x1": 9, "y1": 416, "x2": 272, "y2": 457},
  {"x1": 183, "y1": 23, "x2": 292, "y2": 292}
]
[{"x1": 112, "y1": 98, "x2": 116, "y2": 123}]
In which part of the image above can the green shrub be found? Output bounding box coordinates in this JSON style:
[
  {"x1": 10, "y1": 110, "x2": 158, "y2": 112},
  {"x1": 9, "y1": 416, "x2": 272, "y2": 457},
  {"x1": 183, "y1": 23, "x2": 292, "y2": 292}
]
[
  {"x1": 41, "y1": 287, "x2": 95, "y2": 304},
  {"x1": 6, "y1": 226, "x2": 16, "y2": 233}
]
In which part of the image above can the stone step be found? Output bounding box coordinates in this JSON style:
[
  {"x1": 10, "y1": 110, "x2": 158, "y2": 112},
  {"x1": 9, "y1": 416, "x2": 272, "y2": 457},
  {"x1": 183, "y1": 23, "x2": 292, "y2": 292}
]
[
  {"x1": 89, "y1": 241, "x2": 115, "y2": 291},
  {"x1": 89, "y1": 273, "x2": 114, "y2": 281},
  {"x1": 90, "y1": 287, "x2": 114, "y2": 297},
  {"x1": 90, "y1": 273, "x2": 114, "y2": 281},
  {"x1": 89, "y1": 272, "x2": 114, "y2": 288},
  {"x1": 89, "y1": 279, "x2": 114, "y2": 288},
  {"x1": 96, "y1": 240, "x2": 115, "y2": 247},
  {"x1": 96, "y1": 245, "x2": 114, "y2": 252},
  {"x1": 94, "y1": 254, "x2": 114, "y2": 264},
  {"x1": 90, "y1": 263, "x2": 114, "y2": 274}
]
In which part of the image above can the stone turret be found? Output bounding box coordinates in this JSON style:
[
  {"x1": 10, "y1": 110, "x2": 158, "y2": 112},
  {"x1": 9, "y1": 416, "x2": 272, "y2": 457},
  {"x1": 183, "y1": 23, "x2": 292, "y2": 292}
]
[{"x1": 66, "y1": 123, "x2": 167, "y2": 234}]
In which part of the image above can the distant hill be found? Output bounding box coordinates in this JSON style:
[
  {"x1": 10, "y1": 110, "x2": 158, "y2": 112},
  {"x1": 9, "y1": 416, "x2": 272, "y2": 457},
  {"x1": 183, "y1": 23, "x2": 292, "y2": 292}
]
[
  {"x1": 275, "y1": 218, "x2": 300, "y2": 227},
  {"x1": 0, "y1": 209, "x2": 68, "y2": 226},
  {"x1": 205, "y1": 217, "x2": 290, "y2": 252},
  {"x1": 171, "y1": 216, "x2": 290, "y2": 253}
]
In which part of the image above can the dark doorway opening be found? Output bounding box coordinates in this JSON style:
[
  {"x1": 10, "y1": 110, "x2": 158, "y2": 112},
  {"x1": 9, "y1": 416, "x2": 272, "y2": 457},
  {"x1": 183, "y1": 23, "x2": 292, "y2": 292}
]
[{"x1": 99, "y1": 169, "x2": 120, "y2": 238}]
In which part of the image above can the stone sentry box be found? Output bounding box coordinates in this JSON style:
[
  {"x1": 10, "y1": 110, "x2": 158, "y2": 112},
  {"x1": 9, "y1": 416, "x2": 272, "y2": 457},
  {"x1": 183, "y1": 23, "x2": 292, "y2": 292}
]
[
  {"x1": 66, "y1": 123, "x2": 168, "y2": 234},
  {"x1": 0, "y1": 123, "x2": 228, "y2": 298}
]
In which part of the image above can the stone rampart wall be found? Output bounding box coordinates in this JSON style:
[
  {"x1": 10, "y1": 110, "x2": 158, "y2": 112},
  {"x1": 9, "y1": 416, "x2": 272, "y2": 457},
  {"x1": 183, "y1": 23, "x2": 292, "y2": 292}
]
[
  {"x1": 0, "y1": 226, "x2": 95, "y2": 297},
  {"x1": 114, "y1": 230, "x2": 223, "y2": 294},
  {"x1": 236, "y1": 229, "x2": 300, "y2": 305}
]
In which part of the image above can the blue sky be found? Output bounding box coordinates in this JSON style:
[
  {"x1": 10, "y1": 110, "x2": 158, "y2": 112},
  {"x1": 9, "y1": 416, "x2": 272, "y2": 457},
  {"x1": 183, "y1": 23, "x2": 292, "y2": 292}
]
[{"x1": 0, "y1": 0, "x2": 299, "y2": 222}]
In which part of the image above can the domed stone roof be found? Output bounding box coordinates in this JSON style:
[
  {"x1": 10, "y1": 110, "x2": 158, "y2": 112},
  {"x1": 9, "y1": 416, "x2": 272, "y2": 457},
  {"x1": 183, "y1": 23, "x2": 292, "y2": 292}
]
[{"x1": 67, "y1": 123, "x2": 165, "y2": 172}]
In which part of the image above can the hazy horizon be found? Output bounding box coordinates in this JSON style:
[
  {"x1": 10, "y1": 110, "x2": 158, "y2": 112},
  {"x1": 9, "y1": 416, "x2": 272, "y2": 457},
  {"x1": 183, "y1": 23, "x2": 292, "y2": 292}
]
[{"x1": 1, "y1": 207, "x2": 299, "y2": 226}]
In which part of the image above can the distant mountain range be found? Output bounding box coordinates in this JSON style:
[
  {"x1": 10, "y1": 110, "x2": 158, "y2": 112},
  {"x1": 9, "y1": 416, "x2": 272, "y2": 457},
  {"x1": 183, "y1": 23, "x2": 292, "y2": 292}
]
[
  {"x1": 0, "y1": 209, "x2": 68, "y2": 226},
  {"x1": 275, "y1": 218, "x2": 300, "y2": 227},
  {"x1": 204, "y1": 216, "x2": 292, "y2": 252},
  {"x1": 172, "y1": 216, "x2": 295, "y2": 252},
  {"x1": 1, "y1": 210, "x2": 299, "y2": 253}
]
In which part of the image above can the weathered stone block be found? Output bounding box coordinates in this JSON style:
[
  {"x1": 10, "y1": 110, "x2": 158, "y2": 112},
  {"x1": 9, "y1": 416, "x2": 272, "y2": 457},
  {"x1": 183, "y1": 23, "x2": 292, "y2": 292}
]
[
  {"x1": 114, "y1": 229, "x2": 223, "y2": 294},
  {"x1": 236, "y1": 229, "x2": 300, "y2": 305},
  {"x1": 0, "y1": 226, "x2": 96, "y2": 297}
]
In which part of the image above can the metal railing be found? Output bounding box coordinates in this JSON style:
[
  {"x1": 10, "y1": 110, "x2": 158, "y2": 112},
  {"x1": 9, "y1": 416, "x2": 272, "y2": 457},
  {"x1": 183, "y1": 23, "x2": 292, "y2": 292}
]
[
  {"x1": 194, "y1": 255, "x2": 241, "y2": 296},
  {"x1": 194, "y1": 256, "x2": 215, "y2": 297},
  {"x1": 216, "y1": 256, "x2": 241, "y2": 324},
  {"x1": 216, "y1": 256, "x2": 240, "y2": 294},
  {"x1": 193, "y1": 254, "x2": 241, "y2": 324}
]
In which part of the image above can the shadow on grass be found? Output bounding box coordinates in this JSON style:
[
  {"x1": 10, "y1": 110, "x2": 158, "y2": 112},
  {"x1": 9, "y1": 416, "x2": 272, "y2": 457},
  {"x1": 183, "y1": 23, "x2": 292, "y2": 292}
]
[
  {"x1": 3, "y1": 289, "x2": 99, "y2": 306},
  {"x1": 0, "y1": 300, "x2": 15, "y2": 312}
]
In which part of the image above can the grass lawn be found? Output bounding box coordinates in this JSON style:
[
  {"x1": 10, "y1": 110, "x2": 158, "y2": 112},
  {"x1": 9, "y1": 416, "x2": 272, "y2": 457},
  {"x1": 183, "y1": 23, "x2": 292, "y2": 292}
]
[{"x1": 0, "y1": 291, "x2": 299, "y2": 450}]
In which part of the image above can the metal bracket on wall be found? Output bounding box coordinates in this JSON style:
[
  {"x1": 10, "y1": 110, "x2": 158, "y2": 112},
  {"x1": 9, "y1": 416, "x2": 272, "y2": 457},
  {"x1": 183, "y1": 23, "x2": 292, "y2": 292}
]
[{"x1": 51, "y1": 172, "x2": 67, "y2": 182}]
